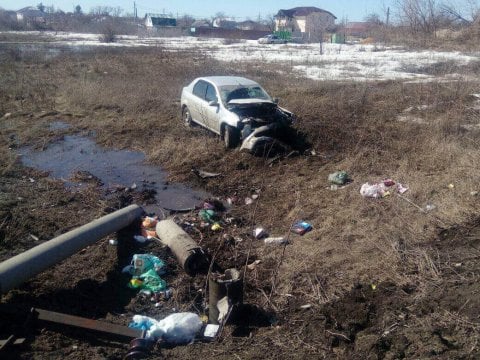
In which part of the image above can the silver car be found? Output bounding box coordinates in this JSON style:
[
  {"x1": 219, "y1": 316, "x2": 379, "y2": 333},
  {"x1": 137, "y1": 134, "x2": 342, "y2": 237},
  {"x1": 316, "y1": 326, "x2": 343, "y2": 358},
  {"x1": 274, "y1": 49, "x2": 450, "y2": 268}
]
[
  {"x1": 258, "y1": 34, "x2": 287, "y2": 44},
  {"x1": 180, "y1": 76, "x2": 295, "y2": 151}
]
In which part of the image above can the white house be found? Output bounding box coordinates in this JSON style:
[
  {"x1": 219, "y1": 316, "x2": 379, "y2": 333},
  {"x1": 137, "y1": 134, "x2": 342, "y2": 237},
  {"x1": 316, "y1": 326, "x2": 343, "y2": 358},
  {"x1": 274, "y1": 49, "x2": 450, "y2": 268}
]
[
  {"x1": 275, "y1": 6, "x2": 336, "y2": 41},
  {"x1": 16, "y1": 6, "x2": 45, "y2": 23}
]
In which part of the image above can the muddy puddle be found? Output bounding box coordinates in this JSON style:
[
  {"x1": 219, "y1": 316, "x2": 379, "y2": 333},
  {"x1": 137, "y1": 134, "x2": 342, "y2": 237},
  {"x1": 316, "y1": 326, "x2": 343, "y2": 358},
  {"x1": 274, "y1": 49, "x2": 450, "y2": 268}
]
[{"x1": 19, "y1": 124, "x2": 208, "y2": 212}]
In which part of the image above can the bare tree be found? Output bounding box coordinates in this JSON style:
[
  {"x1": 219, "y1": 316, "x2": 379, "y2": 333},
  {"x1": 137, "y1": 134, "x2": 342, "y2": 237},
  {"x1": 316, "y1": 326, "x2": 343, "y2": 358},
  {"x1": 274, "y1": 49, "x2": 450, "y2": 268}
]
[
  {"x1": 262, "y1": 13, "x2": 276, "y2": 32},
  {"x1": 89, "y1": 6, "x2": 123, "y2": 17},
  {"x1": 395, "y1": 0, "x2": 440, "y2": 35},
  {"x1": 441, "y1": 0, "x2": 480, "y2": 24}
]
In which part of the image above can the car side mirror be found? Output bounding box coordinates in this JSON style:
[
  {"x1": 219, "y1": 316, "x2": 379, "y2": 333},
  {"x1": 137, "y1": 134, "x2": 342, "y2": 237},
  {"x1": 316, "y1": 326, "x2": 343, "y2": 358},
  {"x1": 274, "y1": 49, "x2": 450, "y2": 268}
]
[
  {"x1": 273, "y1": 97, "x2": 279, "y2": 104},
  {"x1": 208, "y1": 100, "x2": 219, "y2": 107}
]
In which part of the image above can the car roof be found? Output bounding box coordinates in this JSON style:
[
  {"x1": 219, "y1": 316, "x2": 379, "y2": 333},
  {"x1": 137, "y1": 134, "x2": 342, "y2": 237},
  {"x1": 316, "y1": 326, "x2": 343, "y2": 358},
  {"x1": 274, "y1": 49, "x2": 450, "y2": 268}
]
[{"x1": 197, "y1": 76, "x2": 260, "y2": 87}]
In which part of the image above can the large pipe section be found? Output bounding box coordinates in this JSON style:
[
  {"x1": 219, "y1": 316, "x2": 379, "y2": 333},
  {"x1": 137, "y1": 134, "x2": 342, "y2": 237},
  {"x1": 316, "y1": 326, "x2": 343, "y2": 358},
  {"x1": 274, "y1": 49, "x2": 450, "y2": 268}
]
[
  {"x1": 155, "y1": 219, "x2": 207, "y2": 275},
  {"x1": 0, "y1": 204, "x2": 143, "y2": 294}
]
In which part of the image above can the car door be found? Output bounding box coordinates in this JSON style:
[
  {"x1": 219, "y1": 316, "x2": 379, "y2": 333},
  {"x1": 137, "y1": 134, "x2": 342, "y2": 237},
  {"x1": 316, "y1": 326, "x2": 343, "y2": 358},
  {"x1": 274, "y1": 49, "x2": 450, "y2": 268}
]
[
  {"x1": 190, "y1": 80, "x2": 208, "y2": 126},
  {"x1": 204, "y1": 83, "x2": 221, "y2": 133}
]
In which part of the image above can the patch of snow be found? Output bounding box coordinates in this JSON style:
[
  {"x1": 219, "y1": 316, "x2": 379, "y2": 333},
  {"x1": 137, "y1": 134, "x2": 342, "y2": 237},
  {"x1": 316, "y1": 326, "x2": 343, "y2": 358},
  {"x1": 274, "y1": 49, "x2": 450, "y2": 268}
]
[{"x1": 1, "y1": 31, "x2": 478, "y2": 83}]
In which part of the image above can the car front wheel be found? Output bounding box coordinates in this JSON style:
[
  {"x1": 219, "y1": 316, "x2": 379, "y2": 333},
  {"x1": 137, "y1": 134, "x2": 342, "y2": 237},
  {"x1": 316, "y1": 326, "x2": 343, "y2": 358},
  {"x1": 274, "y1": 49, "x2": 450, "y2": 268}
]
[
  {"x1": 223, "y1": 125, "x2": 240, "y2": 149},
  {"x1": 182, "y1": 106, "x2": 192, "y2": 127}
]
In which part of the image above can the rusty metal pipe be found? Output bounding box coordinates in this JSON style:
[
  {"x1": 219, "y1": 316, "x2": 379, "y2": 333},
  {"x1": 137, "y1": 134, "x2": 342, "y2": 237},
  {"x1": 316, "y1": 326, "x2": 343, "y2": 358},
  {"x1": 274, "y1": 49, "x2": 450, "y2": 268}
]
[{"x1": 0, "y1": 204, "x2": 143, "y2": 294}]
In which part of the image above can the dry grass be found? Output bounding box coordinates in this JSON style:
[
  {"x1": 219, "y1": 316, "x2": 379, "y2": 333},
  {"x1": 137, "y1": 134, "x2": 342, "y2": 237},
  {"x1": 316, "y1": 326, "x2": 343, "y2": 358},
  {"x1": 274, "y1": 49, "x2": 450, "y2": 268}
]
[{"x1": 1, "y1": 42, "x2": 480, "y2": 357}]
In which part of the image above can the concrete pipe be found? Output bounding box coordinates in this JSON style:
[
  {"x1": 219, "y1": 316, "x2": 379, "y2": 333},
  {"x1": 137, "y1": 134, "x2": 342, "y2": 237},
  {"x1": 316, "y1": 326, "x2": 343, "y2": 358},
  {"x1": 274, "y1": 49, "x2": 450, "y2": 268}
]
[
  {"x1": 155, "y1": 219, "x2": 207, "y2": 276},
  {"x1": 0, "y1": 204, "x2": 143, "y2": 294}
]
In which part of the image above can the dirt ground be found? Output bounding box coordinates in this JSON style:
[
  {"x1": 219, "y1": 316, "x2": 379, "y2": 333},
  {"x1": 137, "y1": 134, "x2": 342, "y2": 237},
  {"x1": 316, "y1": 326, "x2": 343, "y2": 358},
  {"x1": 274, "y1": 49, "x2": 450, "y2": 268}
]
[{"x1": 1, "y1": 39, "x2": 480, "y2": 359}]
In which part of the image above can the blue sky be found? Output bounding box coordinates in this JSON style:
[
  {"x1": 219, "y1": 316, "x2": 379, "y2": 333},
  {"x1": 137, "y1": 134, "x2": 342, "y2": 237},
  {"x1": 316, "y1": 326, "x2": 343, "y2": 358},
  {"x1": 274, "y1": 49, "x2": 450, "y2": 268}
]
[{"x1": 2, "y1": 0, "x2": 397, "y2": 21}]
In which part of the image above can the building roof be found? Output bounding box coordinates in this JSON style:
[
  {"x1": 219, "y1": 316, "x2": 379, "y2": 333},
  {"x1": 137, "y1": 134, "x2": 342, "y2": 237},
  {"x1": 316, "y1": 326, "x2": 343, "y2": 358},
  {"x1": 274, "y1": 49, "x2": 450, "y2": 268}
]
[
  {"x1": 17, "y1": 6, "x2": 44, "y2": 17},
  {"x1": 276, "y1": 7, "x2": 336, "y2": 19},
  {"x1": 191, "y1": 20, "x2": 210, "y2": 27}
]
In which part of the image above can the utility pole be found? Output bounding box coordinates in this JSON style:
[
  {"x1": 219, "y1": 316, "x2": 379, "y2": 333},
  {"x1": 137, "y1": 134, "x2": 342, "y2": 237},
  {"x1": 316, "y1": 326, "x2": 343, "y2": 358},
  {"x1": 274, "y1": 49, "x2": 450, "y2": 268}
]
[{"x1": 386, "y1": 7, "x2": 390, "y2": 26}]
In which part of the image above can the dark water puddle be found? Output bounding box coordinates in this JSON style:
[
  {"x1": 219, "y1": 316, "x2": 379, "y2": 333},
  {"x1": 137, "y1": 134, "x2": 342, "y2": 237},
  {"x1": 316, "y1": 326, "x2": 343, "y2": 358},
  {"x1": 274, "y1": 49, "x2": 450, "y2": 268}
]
[{"x1": 19, "y1": 133, "x2": 208, "y2": 211}]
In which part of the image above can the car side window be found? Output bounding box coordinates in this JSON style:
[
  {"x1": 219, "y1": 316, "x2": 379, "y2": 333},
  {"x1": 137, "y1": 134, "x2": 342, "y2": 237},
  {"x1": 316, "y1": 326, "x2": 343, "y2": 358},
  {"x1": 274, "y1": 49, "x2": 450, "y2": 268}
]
[
  {"x1": 192, "y1": 80, "x2": 208, "y2": 100},
  {"x1": 205, "y1": 84, "x2": 218, "y2": 103}
]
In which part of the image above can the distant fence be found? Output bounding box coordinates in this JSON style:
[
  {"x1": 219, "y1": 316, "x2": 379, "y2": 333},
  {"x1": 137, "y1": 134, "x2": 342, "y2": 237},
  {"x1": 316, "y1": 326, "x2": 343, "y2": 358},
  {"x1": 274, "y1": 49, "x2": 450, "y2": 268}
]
[{"x1": 190, "y1": 27, "x2": 270, "y2": 40}]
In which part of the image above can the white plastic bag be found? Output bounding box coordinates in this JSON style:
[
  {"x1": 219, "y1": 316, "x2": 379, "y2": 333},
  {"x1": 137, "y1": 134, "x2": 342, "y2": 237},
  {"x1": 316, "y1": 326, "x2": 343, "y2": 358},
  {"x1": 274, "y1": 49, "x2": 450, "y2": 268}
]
[
  {"x1": 360, "y1": 182, "x2": 387, "y2": 198},
  {"x1": 147, "y1": 312, "x2": 203, "y2": 344}
]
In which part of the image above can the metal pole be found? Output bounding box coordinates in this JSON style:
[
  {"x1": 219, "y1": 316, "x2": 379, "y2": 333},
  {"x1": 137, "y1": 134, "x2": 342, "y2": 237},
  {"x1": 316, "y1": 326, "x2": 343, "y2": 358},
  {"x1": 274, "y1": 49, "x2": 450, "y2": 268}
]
[{"x1": 0, "y1": 204, "x2": 143, "y2": 294}]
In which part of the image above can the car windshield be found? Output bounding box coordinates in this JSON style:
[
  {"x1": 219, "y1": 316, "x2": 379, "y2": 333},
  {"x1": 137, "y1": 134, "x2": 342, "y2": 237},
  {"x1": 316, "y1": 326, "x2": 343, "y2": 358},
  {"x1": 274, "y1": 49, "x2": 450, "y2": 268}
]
[{"x1": 220, "y1": 85, "x2": 271, "y2": 104}]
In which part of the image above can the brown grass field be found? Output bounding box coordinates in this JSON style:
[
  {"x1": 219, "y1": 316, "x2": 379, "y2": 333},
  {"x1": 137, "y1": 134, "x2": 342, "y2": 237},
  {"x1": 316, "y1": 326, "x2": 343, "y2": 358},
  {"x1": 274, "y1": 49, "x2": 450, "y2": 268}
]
[{"x1": 1, "y1": 39, "x2": 480, "y2": 359}]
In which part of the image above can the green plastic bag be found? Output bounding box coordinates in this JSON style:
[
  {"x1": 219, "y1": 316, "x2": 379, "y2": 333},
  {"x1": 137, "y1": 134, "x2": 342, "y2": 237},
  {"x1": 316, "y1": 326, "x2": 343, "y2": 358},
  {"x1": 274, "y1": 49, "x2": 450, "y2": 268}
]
[
  {"x1": 328, "y1": 171, "x2": 350, "y2": 185},
  {"x1": 139, "y1": 269, "x2": 167, "y2": 293}
]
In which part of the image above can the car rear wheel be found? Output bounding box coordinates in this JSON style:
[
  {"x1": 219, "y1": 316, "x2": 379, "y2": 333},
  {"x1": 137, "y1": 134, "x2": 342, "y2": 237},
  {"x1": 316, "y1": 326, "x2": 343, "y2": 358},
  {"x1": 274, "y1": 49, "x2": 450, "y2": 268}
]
[
  {"x1": 223, "y1": 125, "x2": 240, "y2": 149},
  {"x1": 182, "y1": 106, "x2": 192, "y2": 127}
]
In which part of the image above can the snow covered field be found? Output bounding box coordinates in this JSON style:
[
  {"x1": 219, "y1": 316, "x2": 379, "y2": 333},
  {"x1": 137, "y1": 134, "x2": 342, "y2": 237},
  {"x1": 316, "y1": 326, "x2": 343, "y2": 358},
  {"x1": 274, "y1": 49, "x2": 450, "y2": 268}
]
[{"x1": 3, "y1": 31, "x2": 479, "y2": 82}]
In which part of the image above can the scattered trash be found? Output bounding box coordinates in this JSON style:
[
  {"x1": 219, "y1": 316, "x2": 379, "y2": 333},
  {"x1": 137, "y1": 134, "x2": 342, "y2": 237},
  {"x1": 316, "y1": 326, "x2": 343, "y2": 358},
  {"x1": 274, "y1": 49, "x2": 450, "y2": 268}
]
[
  {"x1": 264, "y1": 237, "x2": 289, "y2": 245},
  {"x1": 109, "y1": 239, "x2": 118, "y2": 246},
  {"x1": 140, "y1": 216, "x2": 159, "y2": 239},
  {"x1": 360, "y1": 182, "x2": 388, "y2": 198},
  {"x1": 300, "y1": 304, "x2": 312, "y2": 309},
  {"x1": 328, "y1": 171, "x2": 351, "y2": 185},
  {"x1": 360, "y1": 179, "x2": 408, "y2": 198},
  {"x1": 137, "y1": 269, "x2": 166, "y2": 293},
  {"x1": 203, "y1": 324, "x2": 220, "y2": 339},
  {"x1": 397, "y1": 183, "x2": 409, "y2": 194},
  {"x1": 251, "y1": 194, "x2": 259, "y2": 200},
  {"x1": 216, "y1": 296, "x2": 230, "y2": 324},
  {"x1": 254, "y1": 227, "x2": 268, "y2": 239},
  {"x1": 425, "y1": 204, "x2": 436, "y2": 212},
  {"x1": 247, "y1": 260, "x2": 262, "y2": 270},
  {"x1": 131, "y1": 254, "x2": 165, "y2": 275},
  {"x1": 199, "y1": 209, "x2": 217, "y2": 223},
  {"x1": 371, "y1": 284, "x2": 377, "y2": 290},
  {"x1": 191, "y1": 168, "x2": 222, "y2": 179},
  {"x1": 211, "y1": 223, "x2": 222, "y2": 231},
  {"x1": 471, "y1": 191, "x2": 479, "y2": 196},
  {"x1": 203, "y1": 201, "x2": 215, "y2": 210},
  {"x1": 29, "y1": 234, "x2": 39, "y2": 241},
  {"x1": 29, "y1": 178, "x2": 35, "y2": 183},
  {"x1": 291, "y1": 221, "x2": 312, "y2": 235},
  {"x1": 448, "y1": 183, "x2": 455, "y2": 189},
  {"x1": 130, "y1": 313, "x2": 203, "y2": 343},
  {"x1": 244, "y1": 197, "x2": 254, "y2": 205},
  {"x1": 454, "y1": 263, "x2": 462, "y2": 268},
  {"x1": 133, "y1": 235, "x2": 148, "y2": 243}
]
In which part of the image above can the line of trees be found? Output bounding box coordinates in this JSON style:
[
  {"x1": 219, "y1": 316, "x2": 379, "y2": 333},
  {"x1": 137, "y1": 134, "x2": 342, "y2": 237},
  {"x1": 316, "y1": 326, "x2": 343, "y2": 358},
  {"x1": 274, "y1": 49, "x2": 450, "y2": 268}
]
[{"x1": 365, "y1": 0, "x2": 480, "y2": 36}]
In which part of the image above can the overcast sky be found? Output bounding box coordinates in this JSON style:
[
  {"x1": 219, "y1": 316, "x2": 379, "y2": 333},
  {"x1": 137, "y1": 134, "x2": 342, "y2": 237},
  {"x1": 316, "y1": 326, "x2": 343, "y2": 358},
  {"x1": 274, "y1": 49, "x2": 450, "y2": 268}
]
[{"x1": 2, "y1": 0, "x2": 398, "y2": 21}]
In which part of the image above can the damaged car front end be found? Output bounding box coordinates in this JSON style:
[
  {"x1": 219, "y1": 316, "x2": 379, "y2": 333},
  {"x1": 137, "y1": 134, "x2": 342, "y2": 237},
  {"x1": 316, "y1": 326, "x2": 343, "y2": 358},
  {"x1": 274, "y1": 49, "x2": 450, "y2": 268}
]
[{"x1": 226, "y1": 99, "x2": 295, "y2": 152}]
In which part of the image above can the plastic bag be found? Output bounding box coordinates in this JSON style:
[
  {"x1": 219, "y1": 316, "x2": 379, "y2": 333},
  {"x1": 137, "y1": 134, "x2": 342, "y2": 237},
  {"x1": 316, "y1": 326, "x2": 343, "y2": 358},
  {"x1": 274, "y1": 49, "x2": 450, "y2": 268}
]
[
  {"x1": 328, "y1": 171, "x2": 350, "y2": 185},
  {"x1": 138, "y1": 268, "x2": 167, "y2": 293},
  {"x1": 129, "y1": 315, "x2": 156, "y2": 331},
  {"x1": 132, "y1": 254, "x2": 165, "y2": 276},
  {"x1": 147, "y1": 313, "x2": 203, "y2": 343},
  {"x1": 360, "y1": 182, "x2": 387, "y2": 198}
]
